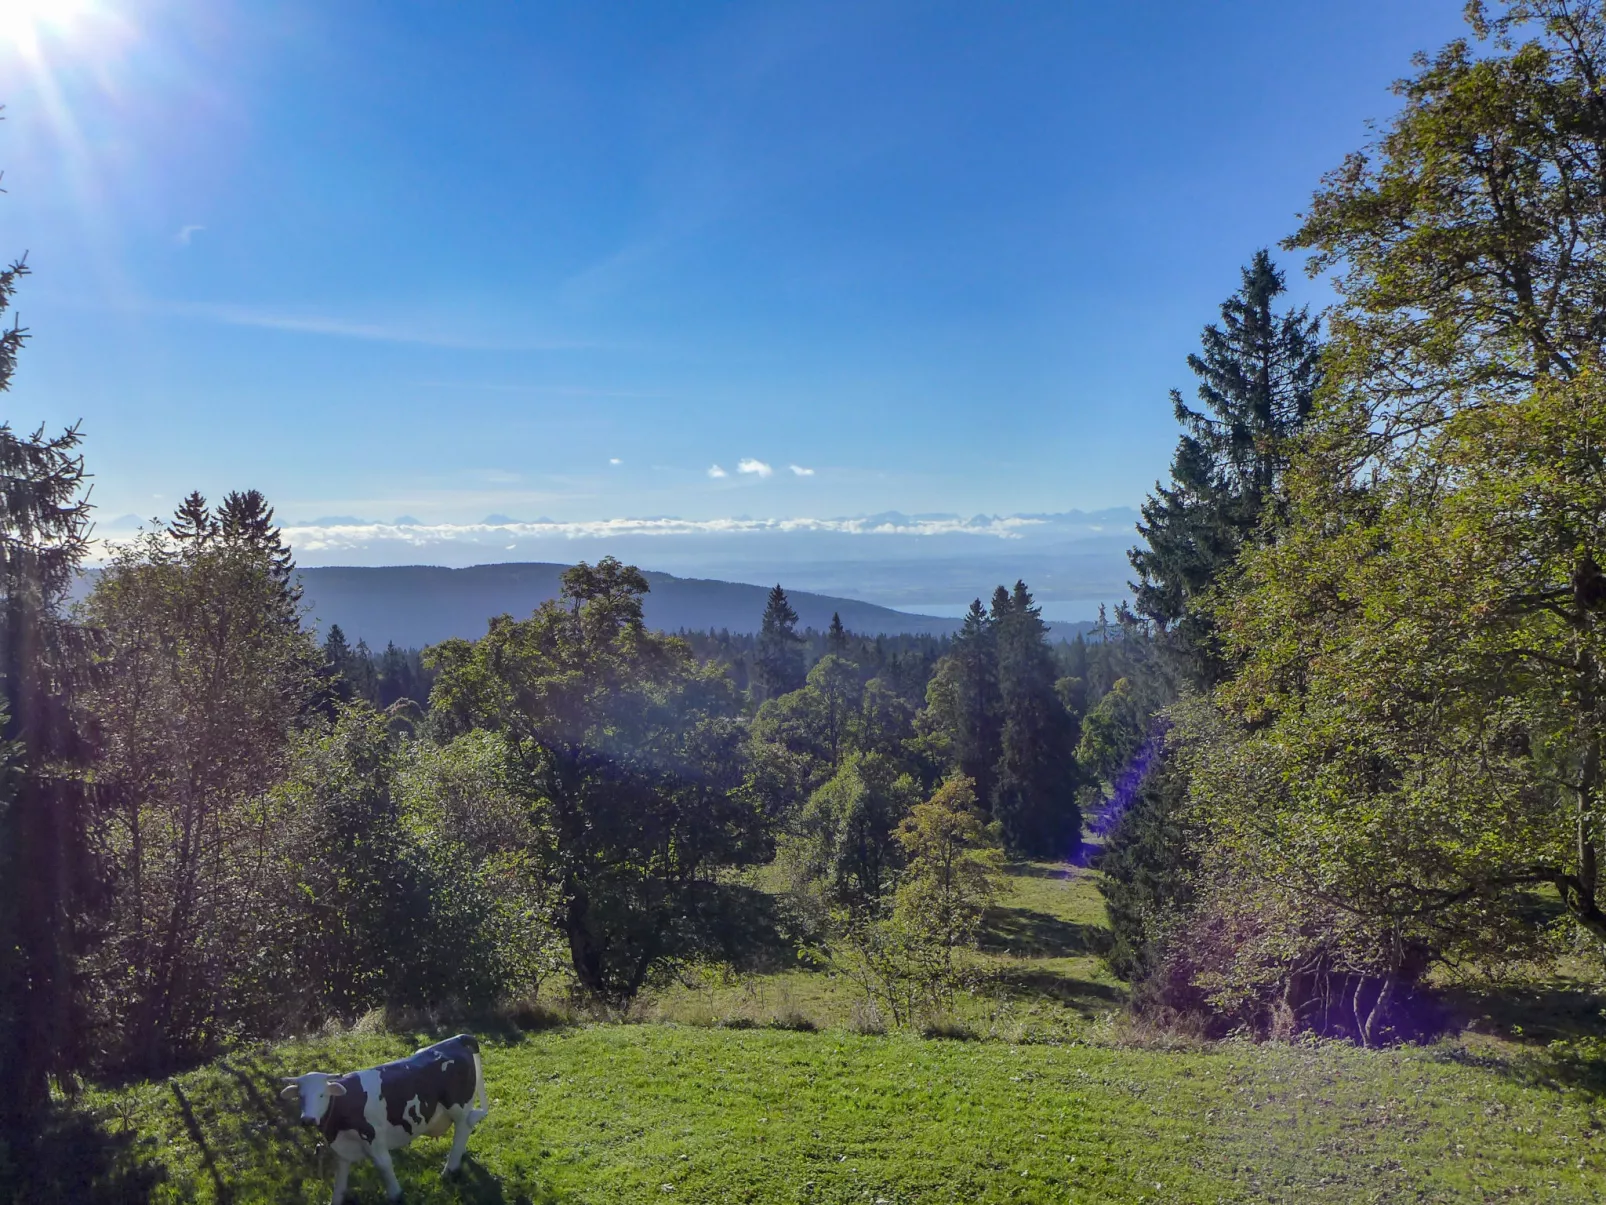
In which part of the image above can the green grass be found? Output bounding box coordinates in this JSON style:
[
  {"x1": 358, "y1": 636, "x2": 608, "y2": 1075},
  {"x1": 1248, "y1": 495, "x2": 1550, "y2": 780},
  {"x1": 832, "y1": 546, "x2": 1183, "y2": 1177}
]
[
  {"x1": 645, "y1": 862, "x2": 1125, "y2": 1039},
  {"x1": 25, "y1": 861, "x2": 1606, "y2": 1204},
  {"x1": 42, "y1": 1025, "x2": 1606, "y2": 1204}
]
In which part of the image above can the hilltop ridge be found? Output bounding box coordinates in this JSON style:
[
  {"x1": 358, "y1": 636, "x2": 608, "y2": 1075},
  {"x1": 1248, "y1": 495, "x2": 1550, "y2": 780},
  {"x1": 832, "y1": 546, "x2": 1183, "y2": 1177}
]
[{"x1": 297, "y1": 562, "x2": 1099, "y2": 648}]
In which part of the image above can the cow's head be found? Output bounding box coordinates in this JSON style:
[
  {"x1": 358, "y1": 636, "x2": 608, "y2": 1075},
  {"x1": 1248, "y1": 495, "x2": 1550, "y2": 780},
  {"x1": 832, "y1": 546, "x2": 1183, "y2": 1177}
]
[{"x1": 279, "y1": 1072, "x2": 346, "y2": 1127}]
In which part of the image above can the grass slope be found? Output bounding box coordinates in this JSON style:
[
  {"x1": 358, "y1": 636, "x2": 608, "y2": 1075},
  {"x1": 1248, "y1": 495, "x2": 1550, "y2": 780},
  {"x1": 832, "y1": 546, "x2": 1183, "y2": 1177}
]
[
  {"x1": 46, "y1": 1026, "x2": 1606, "y2": 1205},
  {"x1": 26, "y1": 864, "x2": 1606, "y2": 1204}
]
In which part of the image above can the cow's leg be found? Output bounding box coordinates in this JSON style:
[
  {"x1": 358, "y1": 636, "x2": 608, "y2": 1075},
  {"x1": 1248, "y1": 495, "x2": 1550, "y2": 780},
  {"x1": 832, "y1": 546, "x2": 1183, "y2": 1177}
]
[
  {"x1": 442, "y1": 1105, "x2": 472, "y2": 1176},
  {"x1": 369, "y1": 1143, "x2": 405, "y2": 1202},
  {"x1": 329, "y1": 1155, "x2": 352, "y2": 1205}
]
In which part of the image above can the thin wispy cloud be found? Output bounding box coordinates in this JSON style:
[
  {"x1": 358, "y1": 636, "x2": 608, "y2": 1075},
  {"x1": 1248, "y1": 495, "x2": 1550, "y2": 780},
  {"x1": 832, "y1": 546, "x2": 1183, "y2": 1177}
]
[
  {"x1": 789, "y1": 464, "x2": 815, "y2": 477},
  {"x1": 738, "y1": 458, "x2": 773, "y2": 478},
  {"x1": 707, "y1": 464, "x2": 728, "y2": 478},
  {"x1": 174, "y1": 224, "x2": 205, "y2": 245},
  {"x1": 138, "y1": 300, "x2": 599, "y2": 352}
]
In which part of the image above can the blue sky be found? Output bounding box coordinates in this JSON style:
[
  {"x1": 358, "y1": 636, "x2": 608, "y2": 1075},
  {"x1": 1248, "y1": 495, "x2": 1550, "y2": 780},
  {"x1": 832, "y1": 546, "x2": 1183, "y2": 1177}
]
[{"x1": 4, "y1": 1, "x2": 1466, "y2": 565}]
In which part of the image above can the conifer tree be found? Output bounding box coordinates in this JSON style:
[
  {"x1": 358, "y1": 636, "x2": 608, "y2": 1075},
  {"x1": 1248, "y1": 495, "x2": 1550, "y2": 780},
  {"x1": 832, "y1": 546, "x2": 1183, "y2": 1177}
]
[
  {"x1": 948, "y1": 599, "x2": 1001, "y2": 804},
  {"x1": 349, "y1": 638, "x2": 379, "y2": 704},
  {"x1": 378, "y1": 640, "x2": 411, "y2": 709},
  {"x1": 1104, "y1": 252, "x2": 1319, "y2": 976},
  {"x1": 321, "y1": 624, "x2": 356, "y2": 705},
  {"x1": 827, "y1": 611, "x2": 849, "y2": 656},
  {"x1": 990, "y1": 581, "x2": 1081, "y2": 858},
  {"x1": 217, "y1": 488, "x2": 301, "y2": 622},
  {"x1": 1129, "y1": 250, "x2": 1321, "y2": 684},
  {"x1": 168, "y1": 490, "x2": 214, "y2": 544},
  {"x1": 754, "y1": 584, "x2": 805, "y2": 700},
  {"x1": 0, "y1": 244, "x2": 95, "y2": 1117}
]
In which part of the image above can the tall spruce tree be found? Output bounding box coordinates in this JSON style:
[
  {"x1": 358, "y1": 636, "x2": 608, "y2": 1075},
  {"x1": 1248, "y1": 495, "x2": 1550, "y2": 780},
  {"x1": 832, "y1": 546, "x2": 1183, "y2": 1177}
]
[
  {"x1": 0, "y1": 245, "x2": 95, "y2": 1117},
  {"x1": 1129, "y1": 249, "x2": 1321, "y2": 685},
  {"x1": 826, "y1": 611, "x2": 848, "y2": 656},
  {"x1": 217, "y1": 488, "x2": 301, "y2": 625},
  {"x1": 321, "y1": 623, "x2": 357, "y2": 706},
  {"x1": 754, "y1": 584, "x2": 805, "y2": 700},
  {"x1": 990, "y1": 581, "x2": 1082, "y2": 858},
  {"x1": 948, "y1": 599, "x2": 1001, "y2": 805},
  {"x1": 1103, "y1": 251, "x2": 1320, "y2": 979},
  {"x1": 168, "y1": 490, "x2": 214, "y2": 543}
]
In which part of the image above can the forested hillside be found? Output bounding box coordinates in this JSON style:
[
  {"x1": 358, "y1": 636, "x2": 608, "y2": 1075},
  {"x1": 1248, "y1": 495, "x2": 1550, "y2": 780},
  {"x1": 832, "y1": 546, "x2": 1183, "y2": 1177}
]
[{"x1": 296, "y1": 562, "x2": 1042, "y2": 647}]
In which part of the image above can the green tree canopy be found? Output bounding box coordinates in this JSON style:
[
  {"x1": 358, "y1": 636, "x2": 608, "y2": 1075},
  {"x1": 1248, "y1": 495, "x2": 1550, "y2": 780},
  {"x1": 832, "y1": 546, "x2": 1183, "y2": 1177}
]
[{"x1": 428, "y1": 556, "x2": 771, "y2": 1003}]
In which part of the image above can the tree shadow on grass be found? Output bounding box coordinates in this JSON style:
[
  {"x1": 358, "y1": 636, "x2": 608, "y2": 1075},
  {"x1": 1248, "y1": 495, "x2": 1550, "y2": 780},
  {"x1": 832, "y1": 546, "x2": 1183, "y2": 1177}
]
[
  {"x1": 1432, "y1": 979, "x2": 1606, "y2": 1100},
  {"x1": 987, "y1": 965, "x2": 1126, "y2": 1012},
  {"x1": 980, "y1": 906, "x2": 1113, "y2": 959},
  {"x1": 0, "y1": 1105, "x2": 167, "y2": 1205},
  {"x1": 1439, "y1": 979, "x2": 1606, "y2": 1046},
  {"x1": 1002, "y1": 861, "x2": 1079, "y2": 880},
  {"x1": 157, "y1": 1052, "x2": 569, "y2": 1205},
  {"x1": 692, "y1": 881, "x2": 809, "y2": 975}
]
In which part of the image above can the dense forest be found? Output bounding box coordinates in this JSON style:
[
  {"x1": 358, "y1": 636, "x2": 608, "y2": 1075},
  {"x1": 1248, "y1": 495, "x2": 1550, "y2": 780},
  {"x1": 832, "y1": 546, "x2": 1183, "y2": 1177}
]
[{"x1": 6, "y1": 0, "x2": 1606, "y2": 1141}]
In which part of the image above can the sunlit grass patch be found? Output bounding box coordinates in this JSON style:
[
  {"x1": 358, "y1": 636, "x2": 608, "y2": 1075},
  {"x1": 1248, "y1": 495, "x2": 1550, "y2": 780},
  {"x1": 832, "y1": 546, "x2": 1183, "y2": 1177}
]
[{"x1": 54, "y1": 1023, "x2": 1606, "y2": 1204}]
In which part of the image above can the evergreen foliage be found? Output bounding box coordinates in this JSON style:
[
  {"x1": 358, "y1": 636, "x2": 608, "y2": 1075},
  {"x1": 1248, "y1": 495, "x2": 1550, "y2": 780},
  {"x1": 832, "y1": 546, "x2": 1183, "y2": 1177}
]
[
  {"x1": 915, "y1": 587, "x2": 1085, "y2": 858},
  {"x1": 754, "y1": 584, "x2": 806, "y2": 700},
  {"x1": 1095, "y1": 747, "x2": 1194, "y2": 980},
  {"x1": 0, "y1": 422, "x2": 93, "y2": 1117},
  {"x1": 989, "y1": 582, "x2": 1082, "y2": 859},
  {"x1": 0, "y1": 235, "x2": 96, "y2": 1116},
  {"x1": 932, "y1": 599, "x2": 1002, "y2": 804},
  {"x1": 1129, "y1": 250, "x2": 1320, "y2": 684},
  {"x1": 1100, "y1": 251, "x2": 1320, "y2": 983}
]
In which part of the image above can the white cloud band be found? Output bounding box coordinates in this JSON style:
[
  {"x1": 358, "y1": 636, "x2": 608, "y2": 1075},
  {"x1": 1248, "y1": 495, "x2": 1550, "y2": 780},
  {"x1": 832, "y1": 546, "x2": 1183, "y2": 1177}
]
[{"x1": 267, "y1": 513, "x2": 1048, "y2": 553}]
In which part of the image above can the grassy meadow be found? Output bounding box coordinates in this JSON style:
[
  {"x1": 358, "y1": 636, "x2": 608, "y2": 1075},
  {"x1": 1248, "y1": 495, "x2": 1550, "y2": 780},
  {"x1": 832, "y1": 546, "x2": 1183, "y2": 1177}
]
[{"x1": 24, "y1": 864, "x2": 1606, "y2": 1205}]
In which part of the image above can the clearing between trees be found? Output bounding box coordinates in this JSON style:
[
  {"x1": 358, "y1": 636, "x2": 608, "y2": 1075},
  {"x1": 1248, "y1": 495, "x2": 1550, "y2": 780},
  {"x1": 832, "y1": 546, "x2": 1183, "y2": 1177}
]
[{"x1": 33, "y1": 862, "x2": 1606, "y2": 1205}]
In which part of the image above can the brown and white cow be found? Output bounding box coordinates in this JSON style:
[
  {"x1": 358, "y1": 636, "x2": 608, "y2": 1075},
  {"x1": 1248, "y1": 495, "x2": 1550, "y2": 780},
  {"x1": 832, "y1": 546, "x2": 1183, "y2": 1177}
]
[{"x1": 281, "y1": 1033, "x2": 489, "y2": 1204}]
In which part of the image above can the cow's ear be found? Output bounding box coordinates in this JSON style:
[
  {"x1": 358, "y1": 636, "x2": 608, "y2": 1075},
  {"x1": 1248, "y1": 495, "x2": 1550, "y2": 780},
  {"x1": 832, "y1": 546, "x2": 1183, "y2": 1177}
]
[
  {"x1": 326, "y1": 1081, "x2": 347, "y2": 1097},
  {"x1": 280, "y1": 1085, "x2": 300, "y2": 1099}
]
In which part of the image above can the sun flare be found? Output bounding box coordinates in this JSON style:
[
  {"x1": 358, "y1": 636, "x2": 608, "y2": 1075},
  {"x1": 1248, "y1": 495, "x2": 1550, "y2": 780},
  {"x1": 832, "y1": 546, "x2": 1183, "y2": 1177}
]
[{"x1": 0, "y1": 0, "x2": 98, "y2": 55}]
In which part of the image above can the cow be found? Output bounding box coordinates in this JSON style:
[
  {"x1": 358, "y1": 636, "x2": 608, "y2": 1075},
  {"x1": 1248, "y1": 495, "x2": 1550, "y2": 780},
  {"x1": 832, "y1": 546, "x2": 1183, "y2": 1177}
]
[{"x1": 280, "y1": 1033, "x2": 489, "y2": 1204}]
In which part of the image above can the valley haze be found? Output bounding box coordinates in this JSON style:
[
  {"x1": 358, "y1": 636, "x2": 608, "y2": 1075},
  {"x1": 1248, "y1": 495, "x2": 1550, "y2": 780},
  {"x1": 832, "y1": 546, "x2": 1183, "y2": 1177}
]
[
  {"x1": 294, "y1": 562, "x2": 1100, "y2": 650},
  {"x1": 100, "y1": 505, "x2": 1138, "y2": 624}
]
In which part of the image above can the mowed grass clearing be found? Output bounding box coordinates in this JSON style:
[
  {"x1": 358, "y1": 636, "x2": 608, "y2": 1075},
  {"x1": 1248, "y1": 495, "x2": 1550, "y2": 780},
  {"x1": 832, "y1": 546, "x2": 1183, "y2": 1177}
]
[
  {"x1": 46, "y1": 1024, "x2": 1606, "y2": 1205},
  {"x1": 26, "y1": 861, "x2": 1606, "y2": 1204}
]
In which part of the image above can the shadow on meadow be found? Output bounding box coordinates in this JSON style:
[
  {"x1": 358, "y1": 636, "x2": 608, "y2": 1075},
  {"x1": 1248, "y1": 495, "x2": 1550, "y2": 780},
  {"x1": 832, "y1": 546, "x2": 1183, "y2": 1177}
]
[
  {"x1": 1, "y1": 1106, "x2": 168, "y2": 1205},
  {"x1": 986, "y1": 964, "x2": 1124, "y2": 1013},
  {"x1": 999, "y1": 861, "x2": 1085, "y2": 881},
  {"x1": 59, "y1": 1043, "x2": 567, "y2": 1205},
  {"x1": 1433, "y1": 979, "x2": 1606, "y2": 1100},
  {"x1": 979, "y1": 905, "x2": 1112, "y2": 959}
]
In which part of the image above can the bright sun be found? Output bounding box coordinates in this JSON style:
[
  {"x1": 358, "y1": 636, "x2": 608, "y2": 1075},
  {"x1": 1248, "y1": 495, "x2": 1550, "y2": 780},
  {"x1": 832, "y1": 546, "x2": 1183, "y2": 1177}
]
[{"x1": 0, "y1": 0, "x2": 98, "y2": 54}]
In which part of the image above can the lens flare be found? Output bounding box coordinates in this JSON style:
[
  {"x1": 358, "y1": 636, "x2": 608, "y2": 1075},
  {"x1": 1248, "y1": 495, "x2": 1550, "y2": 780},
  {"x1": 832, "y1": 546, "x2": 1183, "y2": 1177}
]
[{"x1": 0, "y1": 0, "x2": 98, "y2": 56}]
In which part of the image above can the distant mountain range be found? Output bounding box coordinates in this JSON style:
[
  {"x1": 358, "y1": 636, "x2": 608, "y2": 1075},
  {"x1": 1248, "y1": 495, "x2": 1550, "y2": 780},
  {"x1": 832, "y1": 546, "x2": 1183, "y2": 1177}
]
[
  {"x1": 95, "y1": 507, "x2": 1137, "y2": 638},
  {"x1": 96, "y1": 508, "x2": 1137, "y2": 605},
  {"x1": 297, "y1": 563, "x2": 1098, "y2": 649}
]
